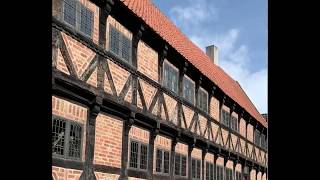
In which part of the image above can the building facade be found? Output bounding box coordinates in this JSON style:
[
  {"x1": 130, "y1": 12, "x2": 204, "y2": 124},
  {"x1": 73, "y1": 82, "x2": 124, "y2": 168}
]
[{"x1": 52, "y1": 0, "x2": 268, "y2": 180}]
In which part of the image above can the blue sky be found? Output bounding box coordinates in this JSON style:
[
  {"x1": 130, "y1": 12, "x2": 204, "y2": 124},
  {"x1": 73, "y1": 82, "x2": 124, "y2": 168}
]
[{"x1": 153, "y1": 0, "x2": 267, "y2": 114}]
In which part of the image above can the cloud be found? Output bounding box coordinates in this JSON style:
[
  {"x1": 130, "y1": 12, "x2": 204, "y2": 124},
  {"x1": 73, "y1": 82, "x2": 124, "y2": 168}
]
[
  {"x1": 168, "y1": 2, "x2": 268, "y2": 113},
  {"x1": 169, "y1": 0, "x2": 218, "y2": 33}
]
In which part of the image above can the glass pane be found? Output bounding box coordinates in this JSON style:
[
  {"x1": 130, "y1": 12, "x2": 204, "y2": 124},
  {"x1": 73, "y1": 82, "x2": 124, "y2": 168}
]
[
  {"x1": 52, "y1": 118, "x2": 66, "y2": 156},
  {"x1": 121, "y1": 35, "x2": 131, "y2": 62},
  {"x1": 196, "y1": 160, "x2": 201, "y2": 179},
  {"x1": 129, "y1": 141, "x2": 138, "y2": 168},
  {"x1": 110, "y1": 26, "x2": 120, "y2": 55},
  {"x1": 164, "y1": 151, "x2": 170, "y2": 173},
  {"x1": 175, "y1": 154, "x2": 181, "y2": 175},
  {"x1": 68, "y1": 123, "x2": 82, "y2": 158},
  {"x1": 192, "y1": 159, "x2": 196, "y2": 178},
  {"x1": 209, "y1": 164, "x2": 214, "y2": 180},
  {"x1": 63, "y1": 0, "x2": 76, "y2": 27},
  {"x1": 80, "y1": 5, "x2": 93, "y2": 37},
  {"x1": 181, "y1": 156, "x2": 187, "y2": 176},
  {"x1": 206, "y1": 162, "x2": 209, "y2": 180},
  {"x1": 140, "y1": 144, "x2": 148, "y2": 169},
  {"x1": 156, "y1": 149, "x2": 162, "y2": 172}
]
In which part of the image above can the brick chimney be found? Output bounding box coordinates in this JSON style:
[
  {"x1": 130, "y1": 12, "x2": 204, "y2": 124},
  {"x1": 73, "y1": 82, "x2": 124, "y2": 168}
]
[{"x1": 206, "y1": 45, "x2": 219, "y2": 66}]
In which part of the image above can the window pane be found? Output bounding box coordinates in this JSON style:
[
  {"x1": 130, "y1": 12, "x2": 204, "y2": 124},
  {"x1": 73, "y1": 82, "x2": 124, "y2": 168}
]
[
  {"x1": 156, "y1": 149, "x2": 162, "y2": 172},
  {"x1": 129, "y1": 141, "x2": 138, "y2": 168},
  {"x1": 121, "y1": 35, "x2": 131, "y2": 62},
  {"x1": 68, "y1": 123, "x2": 82, "y2": 158},
  {"x1": 192, "y1": 159, "x2": 196, "y2": 178},
  {"x1": 206, "y1": 162, "x2": 209, "y2": 180},
  {"x1": 175, "y1": 154, "x2": 181, "y2": 175},
  {"x1": 209, "y1": 164, "x2": 214, "y2": 180},
  {"x1": 181, "y1": 156, "x2": 187, "y2": 176},
  {"x1": 63, "y1": 0, "x2": 76, "y2": 27},
  {"x1": 52, "y1": 118, "x2": 66, "y2": 156},
  {"x1": 183, "y1": 77, "x2": 195, "y2": 104},
  {"x1": 198, "y1": 89, "x2": 207, "y2": 112},
  {"x1": 140, "y1": 144, "x2": 148, "y2": 169},
  {"x1": 196, "y1": 160, "x2": 201, "y2": 179},
  {"x1": 80, "y1": 5, "x2": 93, "y2": 37},
  {"x1": 163, "y1": 63, "x2": 178, "y2": 94},
  {"x1": 164, "y1": 151, "x2": 170, "y2": 173},
  {"x1": 109, "y1": 26, "x2": 120, "y2": 55}
]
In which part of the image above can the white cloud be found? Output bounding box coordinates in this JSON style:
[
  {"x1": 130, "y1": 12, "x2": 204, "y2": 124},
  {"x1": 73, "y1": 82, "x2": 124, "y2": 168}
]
[
  {"x1": 169, "y1": 0, "x2": 218, "y2": 33},
  {"x1": 168, "y1": 2, "x2": 267, "y2": 113}
]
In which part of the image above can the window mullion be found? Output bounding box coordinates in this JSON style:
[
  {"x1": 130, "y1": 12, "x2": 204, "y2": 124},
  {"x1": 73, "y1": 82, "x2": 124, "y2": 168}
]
[
  {"x1": 64, "y1": 120, "x2": 70, "y2": 159},
  {"x1": 138, "y1": 142, "x2": 141, "y2": 169}
]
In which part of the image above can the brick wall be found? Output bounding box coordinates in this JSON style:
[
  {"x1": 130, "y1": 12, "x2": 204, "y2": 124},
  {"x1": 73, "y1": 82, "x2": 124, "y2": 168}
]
[
  {"x1": 52, "y1": 166, "x2": 82, "y2": 180},
  {"x1": 94, "y1": 172, "x2": 120, "y2": 180},
  {"x1": 94, "y1": 113, "x2": 123, "y2": 168},
  {"x1": 247, "y1": 124, "x2": 254, "y2": 142},
  {"x1": 198, "y1": 115, "x2": 207, "y2": 137},
  {"x1": 138, "y1": 78, "x2": 158, "y2": 113},
  {"x1": 210, "y1": 96, "x2": 220, "y2": 121},
  {"x1": 175, "y1": 142, "x2": 188, "y2": 156},
  {"x1": 105, "y1": 60, "x2": 131, "y2": 96},
  {"x1": 137, "y1": 40, "x2": 158, "y2": 82},
  {"x1": 250, "y1": 169, "x2": 256, "y2": 180},
  {"x1": 204, "y1": 153, "x2": 214, "y2": 163},
  {"x1": 226, "y1": 160, "x2": 233, "y2": 170},
  {"x1": 129, "y1": 126, "x2": 150, "y2": 144},
  {"x1": 162, "y1": 94, "x2": 178, "y2": 125},
  {"x1": 239, "y1": 118, "x2": 246, "y2": 137},
  {"x1": 191, "y1": 148, "x2": 202, "y2": 160},
  {"x1": 182, "y1": 105, "x2": 194, "y2": 130}
]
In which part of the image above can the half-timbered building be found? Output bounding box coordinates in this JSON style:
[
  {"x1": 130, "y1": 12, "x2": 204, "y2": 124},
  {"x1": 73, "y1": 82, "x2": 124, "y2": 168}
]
[{"x1": 52, "y1": 0, "x2": 268, "y2": 180}]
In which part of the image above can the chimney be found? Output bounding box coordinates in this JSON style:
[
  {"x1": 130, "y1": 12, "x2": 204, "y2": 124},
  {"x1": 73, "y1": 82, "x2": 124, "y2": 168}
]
[{"x1": 206, "y1": 45, "x2": 219, "y2": 65}]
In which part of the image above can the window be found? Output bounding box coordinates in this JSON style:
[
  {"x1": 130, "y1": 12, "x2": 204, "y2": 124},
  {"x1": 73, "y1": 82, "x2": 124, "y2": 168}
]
[
  {"x1": 62, "y1": 0, "x2": 93, "y2": 38},
  {"x1": 192, "y1": 158, "x2": 201, "y2": 180},
  {"x1": 183, "y1": 76, "x2": 195, "y2": 104},
  {"x1": 109, "y1": 25, "x2": 132, "y2": 63},
  {"x1": 230, "y1": 116, "x2": 238, "y2": 132},
  {"x1": 80, "y1": 5, "x2": 93, "y2": 37},
  {"x1": 254, "y1": 130, "x2": 261, "y2": 146},
  {"x1": 175, "y1": 153, "x2": 187, "y2": 176},
  {"x1": 129, "y1": 140, "x2": 148, "y2": 170},
  {"x1": 63, "y1": 0, "x2": 76, "y2": 27},
  {"x1": 261, "y1": 134, "x2": 267, "y2": 149},
  {"x1": 52, "y1": 116, "x2": 83, "y2": 160},
  {"x1": 205, "y1": 162, "x2": 214, "y2": 180},
  {"x1": 236, "y1": 171, "x2": 241, "y2": 180},
  {"x1": 156, "y1": 149, "x2": 170, "y2": 174},
  {"x1": 226, "y1": 168, "x2": 233, "y2": 180},
  {"x1": 216, "y1": 165, "x2": 224, "y2": 180},
  {"x1": 163, "y1": 62, "x2": 179, "y2": 94},
  {"x1": 198, "y1": 88, "x2": 208, "y2": 112},
  {"x1": 221, "y1": 110, "x2": 230, "y2": 127}
]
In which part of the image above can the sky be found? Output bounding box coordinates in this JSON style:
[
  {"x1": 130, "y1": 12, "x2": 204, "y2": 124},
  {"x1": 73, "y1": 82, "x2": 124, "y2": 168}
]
[{"x1": 153, "y1": 0, "x2": 267, "y2": 114}]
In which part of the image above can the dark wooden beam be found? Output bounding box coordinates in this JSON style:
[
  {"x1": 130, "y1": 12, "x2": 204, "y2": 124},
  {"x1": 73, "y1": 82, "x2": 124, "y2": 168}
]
[
  {"x1": 131, "y1": 25, "x2": 144, "y2": 106},
  {"x1": 170, "y1": 138, "x2": 178, "y2": 180},
  {"x1": 79, "y1": 95, "x2": 103, "y2": 180},
  {"x1": 119, "y1": 112, "x2": 135, "y2": 180},
  {"x1": 147, "y1": 128, "x2": 158, "y2": 180},
  {"x1": 201, "y1": 145, "x2": 208, "y2": 180},
  {"x1": 188, "y1": 139, "x2": 196, "y2": 180}
]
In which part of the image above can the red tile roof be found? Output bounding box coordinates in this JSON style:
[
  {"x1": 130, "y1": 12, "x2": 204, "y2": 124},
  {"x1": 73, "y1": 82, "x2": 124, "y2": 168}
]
[{"x1": 120, "y1": 0, "x2": 267, "y2": 128}]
